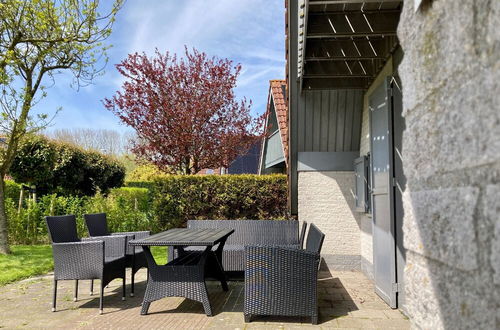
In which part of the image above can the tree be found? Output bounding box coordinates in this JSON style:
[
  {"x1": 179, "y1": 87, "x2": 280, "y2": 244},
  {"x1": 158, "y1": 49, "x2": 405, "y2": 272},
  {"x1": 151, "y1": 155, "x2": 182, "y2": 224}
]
[
  {"x1": 0, "y1": 0, "x2": 124, "y2": 254},
  {"x1": 48, "y1": 127, "x2": 133, "y2": 156},
  {"x1": 104, "y1": 48, "x2": 263, "y2": 175},
  {"x1": 10, "y1": 135, "x2": 125, "y2": 196}
]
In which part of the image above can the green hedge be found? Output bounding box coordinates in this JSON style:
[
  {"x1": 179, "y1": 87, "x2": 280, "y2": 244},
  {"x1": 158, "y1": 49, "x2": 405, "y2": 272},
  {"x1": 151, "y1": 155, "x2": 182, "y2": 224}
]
[
  {"x1": 9, "y1": 135, "x2": 125, "y2": 196},
  {"x1": 151, "y1": 174, "x2": 288, "y2": 229},
  {"x1": 6, "y1": 175, "x2": 288, "y2": 244}
]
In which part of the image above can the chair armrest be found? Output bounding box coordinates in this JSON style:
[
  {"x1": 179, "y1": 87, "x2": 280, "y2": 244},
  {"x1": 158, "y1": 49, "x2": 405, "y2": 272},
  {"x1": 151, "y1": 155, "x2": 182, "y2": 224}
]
[
  {"x1": 244, "y1": 245, "x2": 320, "y2": 312},
  {"x1": 82, "y1": 235, "x2": 127, "y2": 258},
  {"x1": 52, "y1": 241, "x2": 104, "y2": 279},
  {"x1": 112, "y1": 231, "x2": 150, "y2": 240},
  {"x1": 245, "y1": 245, "x2": 320, "y2": 281},
  {"x1": 112, "y1": 231, "x2": 150, "y2": 254}
]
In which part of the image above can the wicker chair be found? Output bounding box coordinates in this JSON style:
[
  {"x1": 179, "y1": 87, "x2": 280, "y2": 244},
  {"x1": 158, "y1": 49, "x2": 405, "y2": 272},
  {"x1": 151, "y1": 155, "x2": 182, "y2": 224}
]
[
  {"x1": 244, "y1": 223, "x2": 325, "y2": 324},
  {"x1": 84, "y1": 213, "x2": 150, "y2": 297},
  {"x1": 46, "y1": 215, "x2": 127, "y2": 314}
]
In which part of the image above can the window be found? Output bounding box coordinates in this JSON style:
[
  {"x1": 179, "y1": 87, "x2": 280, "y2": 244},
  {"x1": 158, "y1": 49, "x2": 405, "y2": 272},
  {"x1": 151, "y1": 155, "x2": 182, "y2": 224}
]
[{"x1": 354, "y1": 154, "x2": 371, "y2": 213}]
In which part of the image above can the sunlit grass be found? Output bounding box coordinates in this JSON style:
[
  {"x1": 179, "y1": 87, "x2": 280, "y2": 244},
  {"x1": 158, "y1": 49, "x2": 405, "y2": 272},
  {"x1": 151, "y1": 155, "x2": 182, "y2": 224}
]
[
  {"x1": 0, "y1": 245, "x2": 53, "y2": 286},
  {"x1": 0, "y1": 244, "x2": 168, "y2": 286}
]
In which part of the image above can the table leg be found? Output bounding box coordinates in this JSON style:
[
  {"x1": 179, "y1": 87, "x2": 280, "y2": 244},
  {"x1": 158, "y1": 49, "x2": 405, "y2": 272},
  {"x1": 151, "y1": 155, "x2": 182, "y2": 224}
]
[
  {"x1": 139, "y1": 245, "x2": 214, "y2": 316},
  {"x1": 205, "y1": 238, "x2": 229, "y2": 291}
]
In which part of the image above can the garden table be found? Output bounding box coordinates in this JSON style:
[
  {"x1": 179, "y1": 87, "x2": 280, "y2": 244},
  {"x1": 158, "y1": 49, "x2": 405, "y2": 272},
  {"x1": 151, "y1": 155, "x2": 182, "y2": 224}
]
[{"x1": 129, "y1": 228, "x2": 234, "y2": 316}]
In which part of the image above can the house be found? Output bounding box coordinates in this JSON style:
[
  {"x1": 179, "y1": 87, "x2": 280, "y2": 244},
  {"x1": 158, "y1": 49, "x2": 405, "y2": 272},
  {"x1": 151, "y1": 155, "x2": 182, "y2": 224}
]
[
  {"x1": 228, "y1": 142, "x2": 261, "y2": 174},
  {"x1": 286, "y1": 1, "x2": 498, "y2": 329},
  {"x1": 258, "y1": 80, "x2": 288, "y2": 174},
  {"x1": 198, "y1": 142, "x2": 261, "y2": 175}
]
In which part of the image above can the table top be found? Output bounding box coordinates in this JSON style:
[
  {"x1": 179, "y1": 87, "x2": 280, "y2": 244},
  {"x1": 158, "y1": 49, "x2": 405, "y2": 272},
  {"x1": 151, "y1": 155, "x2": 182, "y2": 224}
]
[{"x1": 129, "y1": 228, "x2": 234, "y2": 247}]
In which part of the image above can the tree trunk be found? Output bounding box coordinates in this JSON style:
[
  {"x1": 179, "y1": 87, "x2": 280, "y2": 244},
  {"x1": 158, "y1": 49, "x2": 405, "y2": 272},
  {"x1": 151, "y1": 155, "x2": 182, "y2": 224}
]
[{"x1": 0, "y1": 175, "x2": 11, "y2": 254}]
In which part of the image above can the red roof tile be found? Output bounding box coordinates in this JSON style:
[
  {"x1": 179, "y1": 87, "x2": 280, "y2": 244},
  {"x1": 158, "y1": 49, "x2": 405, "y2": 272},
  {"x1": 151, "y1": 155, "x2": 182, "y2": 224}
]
[{"x1": 269, "y1": 79, "x2": 288, "y2": 166}]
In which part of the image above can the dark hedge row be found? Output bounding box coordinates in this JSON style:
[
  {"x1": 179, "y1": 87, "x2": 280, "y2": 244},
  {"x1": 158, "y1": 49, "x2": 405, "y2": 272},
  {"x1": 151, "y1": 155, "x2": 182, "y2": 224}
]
[
  {"x1": 10, "y1": 135, "x2": 125, "y2": 196},
  {"x1": 150, "y1": 174, "x2": 289, "y2": 229}
]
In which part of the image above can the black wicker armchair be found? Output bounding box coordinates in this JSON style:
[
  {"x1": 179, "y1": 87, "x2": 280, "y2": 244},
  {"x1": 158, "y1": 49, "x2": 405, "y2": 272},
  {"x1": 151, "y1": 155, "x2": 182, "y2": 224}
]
[
  {"x1": 46, "y1": 215, "x2": 127, "y2": 314},
  {"x1": 84, "y1": 213, "x2": 150, "y2": 297},
  {"x1": 244, "y1": 223, "x2": 325, "y2": 324}
]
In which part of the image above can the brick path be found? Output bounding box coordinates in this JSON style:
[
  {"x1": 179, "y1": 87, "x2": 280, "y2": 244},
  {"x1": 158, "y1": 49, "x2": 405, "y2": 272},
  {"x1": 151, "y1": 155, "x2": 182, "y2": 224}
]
[{"x1": 0, "y1": 264, "x2": 409, "y2": 329}]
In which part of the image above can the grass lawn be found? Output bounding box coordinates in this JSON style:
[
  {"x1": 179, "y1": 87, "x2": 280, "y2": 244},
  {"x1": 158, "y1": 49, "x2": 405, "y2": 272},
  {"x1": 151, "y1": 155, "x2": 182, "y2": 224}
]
[
  {"x1": 0, "y1": 245, "x2": 168, "y2": 286},
  {"x1": 0, "y1": 245, "x2": 53, "y2": 286}
]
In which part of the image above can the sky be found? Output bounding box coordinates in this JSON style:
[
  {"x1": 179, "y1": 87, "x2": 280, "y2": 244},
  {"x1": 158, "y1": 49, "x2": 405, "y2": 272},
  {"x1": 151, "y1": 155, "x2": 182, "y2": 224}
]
[{"x1": 37, "y1": 0, "x2": 286, "y2": 134}]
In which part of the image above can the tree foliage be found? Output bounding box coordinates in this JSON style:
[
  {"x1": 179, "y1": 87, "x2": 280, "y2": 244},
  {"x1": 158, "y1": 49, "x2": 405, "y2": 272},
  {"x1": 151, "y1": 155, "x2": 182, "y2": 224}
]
[
  {"x1": 10, "y1": 135, "x2": 125, "y2": 196},
  {"x1": 104, "y1": 48, "x2": 263, "y2": 175},
  {"x1": 0, "y1": 0, "x2": 123, "y2": 253}
]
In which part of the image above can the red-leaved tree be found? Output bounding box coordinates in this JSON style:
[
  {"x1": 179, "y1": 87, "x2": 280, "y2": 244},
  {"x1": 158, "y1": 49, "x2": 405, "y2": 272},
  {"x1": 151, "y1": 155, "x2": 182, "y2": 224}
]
[{"x1": 104, "y1": 48, "x2": 262, "y2": 174}]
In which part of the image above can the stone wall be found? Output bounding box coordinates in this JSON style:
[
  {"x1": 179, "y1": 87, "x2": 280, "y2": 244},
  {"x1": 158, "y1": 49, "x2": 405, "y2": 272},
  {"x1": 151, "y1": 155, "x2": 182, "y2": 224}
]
[
  {"x1": 398, "y1": 0, "x2": 499, "y2": 329},
  {"x1": 298, "y1": 171, "x2": 361, "y2": 270}
]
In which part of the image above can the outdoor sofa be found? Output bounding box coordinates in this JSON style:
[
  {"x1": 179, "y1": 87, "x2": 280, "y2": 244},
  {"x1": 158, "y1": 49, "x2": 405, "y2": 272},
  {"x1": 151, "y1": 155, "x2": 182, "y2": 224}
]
[{"x1": 175, "y1": 219, "x2": 307, "y2": 272}]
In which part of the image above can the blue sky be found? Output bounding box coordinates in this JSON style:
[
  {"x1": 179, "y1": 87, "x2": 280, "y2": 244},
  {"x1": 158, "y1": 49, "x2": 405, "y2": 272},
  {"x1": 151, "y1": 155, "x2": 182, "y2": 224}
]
[{"x1": 38, "y1": 0, "x2": 285, "y2": 133}]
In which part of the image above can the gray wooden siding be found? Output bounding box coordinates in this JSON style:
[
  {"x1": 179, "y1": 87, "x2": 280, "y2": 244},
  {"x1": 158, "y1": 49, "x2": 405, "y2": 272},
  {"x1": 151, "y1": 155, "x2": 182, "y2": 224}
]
[{"x1": 298, "y1": 89, "x2": 364, "y2": 153}]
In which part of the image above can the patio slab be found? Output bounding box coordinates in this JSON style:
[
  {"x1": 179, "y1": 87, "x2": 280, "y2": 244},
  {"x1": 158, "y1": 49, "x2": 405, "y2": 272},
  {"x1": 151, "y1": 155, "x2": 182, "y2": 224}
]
[{"x1": 0, "y1": 263, "x2": 409, "y2": 329}]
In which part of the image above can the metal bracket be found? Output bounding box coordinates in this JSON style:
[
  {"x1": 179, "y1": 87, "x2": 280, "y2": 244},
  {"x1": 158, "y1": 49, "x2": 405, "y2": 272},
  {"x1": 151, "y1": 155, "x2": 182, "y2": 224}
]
[{"x1": 392, "y1": 282, "x2": 402, "y2": 293}]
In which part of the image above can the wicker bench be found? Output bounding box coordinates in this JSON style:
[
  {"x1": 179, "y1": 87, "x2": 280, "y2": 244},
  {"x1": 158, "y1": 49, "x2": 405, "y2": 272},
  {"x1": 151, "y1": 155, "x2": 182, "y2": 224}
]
[{"x1": 176, "y1": 220, "x2": 305, "y2": 272}]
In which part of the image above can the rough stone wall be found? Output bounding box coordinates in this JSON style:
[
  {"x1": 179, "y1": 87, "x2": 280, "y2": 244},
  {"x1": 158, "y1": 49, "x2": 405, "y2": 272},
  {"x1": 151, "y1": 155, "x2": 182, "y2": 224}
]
[
  {"x1": 398, "y1": 0, "x2": 500, "y2": 329},
  {"x1": 298, "y1": 171, "x2": 361, "y2": 270}
]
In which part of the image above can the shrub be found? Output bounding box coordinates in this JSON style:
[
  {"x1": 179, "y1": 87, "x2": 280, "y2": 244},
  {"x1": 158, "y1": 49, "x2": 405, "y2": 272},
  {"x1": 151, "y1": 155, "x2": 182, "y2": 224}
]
[
  {"x1": 5, "y1": 174, "x2": 288, "y2": 244},
  {"x1": 9, "y1": 135, "x2": 58, "y2": 193},
  {"x1": 109, "y1": 187, "x2": 150, "y2": 212},
  {"x1": 4, "y1": 180, "x2": 21, "y2": 202},
  {"x1": 6, "y1": 191, "x2": 155, "y2": 245},
  {"x1": 10, "y1": 135, "x2": 126, "y2": 196},
  {"x1": 151, "y1": 174, "x2": 288, "y2": 229},
  {"x1": 126, "y1": 164, "x2": 167, "y2": 182}
]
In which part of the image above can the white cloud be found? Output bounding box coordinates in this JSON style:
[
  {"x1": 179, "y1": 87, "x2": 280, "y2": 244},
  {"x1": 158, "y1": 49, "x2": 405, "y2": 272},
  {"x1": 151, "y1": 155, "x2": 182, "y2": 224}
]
[{"x1": 35, "y1": 0, "x2": 286, "y2": 131}]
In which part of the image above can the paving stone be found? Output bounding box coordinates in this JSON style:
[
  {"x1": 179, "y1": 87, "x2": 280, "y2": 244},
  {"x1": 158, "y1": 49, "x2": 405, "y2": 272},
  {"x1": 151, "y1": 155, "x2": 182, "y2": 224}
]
[{"x1": 0, "y1": 268, "x2": 410, "y2": 329}]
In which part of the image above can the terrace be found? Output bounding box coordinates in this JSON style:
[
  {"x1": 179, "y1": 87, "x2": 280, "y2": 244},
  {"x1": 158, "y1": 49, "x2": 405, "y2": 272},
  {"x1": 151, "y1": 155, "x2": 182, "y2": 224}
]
[{"x1": 0, "y1": 267, "x2": 409, "y2": 329}]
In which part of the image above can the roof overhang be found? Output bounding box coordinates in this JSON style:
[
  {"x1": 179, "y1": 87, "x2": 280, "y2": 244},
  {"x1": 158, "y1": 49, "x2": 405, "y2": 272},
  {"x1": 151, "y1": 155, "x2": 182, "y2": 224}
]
[{"x1": 298, "y1": 0, "x2": 402, "y2": 90}]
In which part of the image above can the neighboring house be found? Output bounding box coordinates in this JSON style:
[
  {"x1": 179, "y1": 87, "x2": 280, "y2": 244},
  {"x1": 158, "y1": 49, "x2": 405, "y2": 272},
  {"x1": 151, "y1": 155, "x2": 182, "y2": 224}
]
[
  {"x1": 286, "y1": 1, "x2": 498, "y2": 329},
  {"x1": 228, "y1": 142, "x2": 261, "y2": 174},
  {"x1": 198, "y1": 142, "x2": 261, "y2": 175},
  {"x1": 258, "y1": 80, "x2": 288, "y2": 174}
]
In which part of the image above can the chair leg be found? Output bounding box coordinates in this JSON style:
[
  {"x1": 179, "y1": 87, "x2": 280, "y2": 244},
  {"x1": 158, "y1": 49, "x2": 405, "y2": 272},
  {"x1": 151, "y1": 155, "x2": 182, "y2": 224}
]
[
  {"x1": 122, "y1": 275, "x2": 126, "y2": 301},
  {"x1": 130, "y1": 267, "x2": 135, "y2": 297},
  {"x1": 244, "y1": 314, "x2": 251, "y2": 323},
  {"x1": 90, "y1": 279, "x2": 94, "y2": 296},
  {"x1": 200, "y1": 282, "x2": 213, "y2": 316},
  {"x1": 140, "y1": 302, "x2": 150, "y2": 315},
  {"x1": 312, "y1": 315, "x2": 318, "y2": 325},
  {"x1": 74, "y1": 280, "x2": 78, "y2": 302},
  {"x1": 99, "y1": 280, "x2": 104, "y2": 315},
  {"x1": 52, "y1": 280, "x2": 57, "y2": 312}
]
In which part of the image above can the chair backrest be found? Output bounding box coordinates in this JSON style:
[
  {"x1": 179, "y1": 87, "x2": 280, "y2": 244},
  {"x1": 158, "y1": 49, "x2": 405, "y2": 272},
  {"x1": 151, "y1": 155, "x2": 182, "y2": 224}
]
[
  {"x1": 305, "y1": 223, "x2": 325, "y2": 254},
  {"x1": 84, "y1": 213, "x2": 110, "y2": 236},
  {"x1": 187, "y1": 220, "x2": 299, "y2": 246},
  {"x1": 45, "y1": 215, "x2": 80, "y2": 243},
  {"x1": 299, "y1": 221, "x2": 307, "y2": 249}
]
